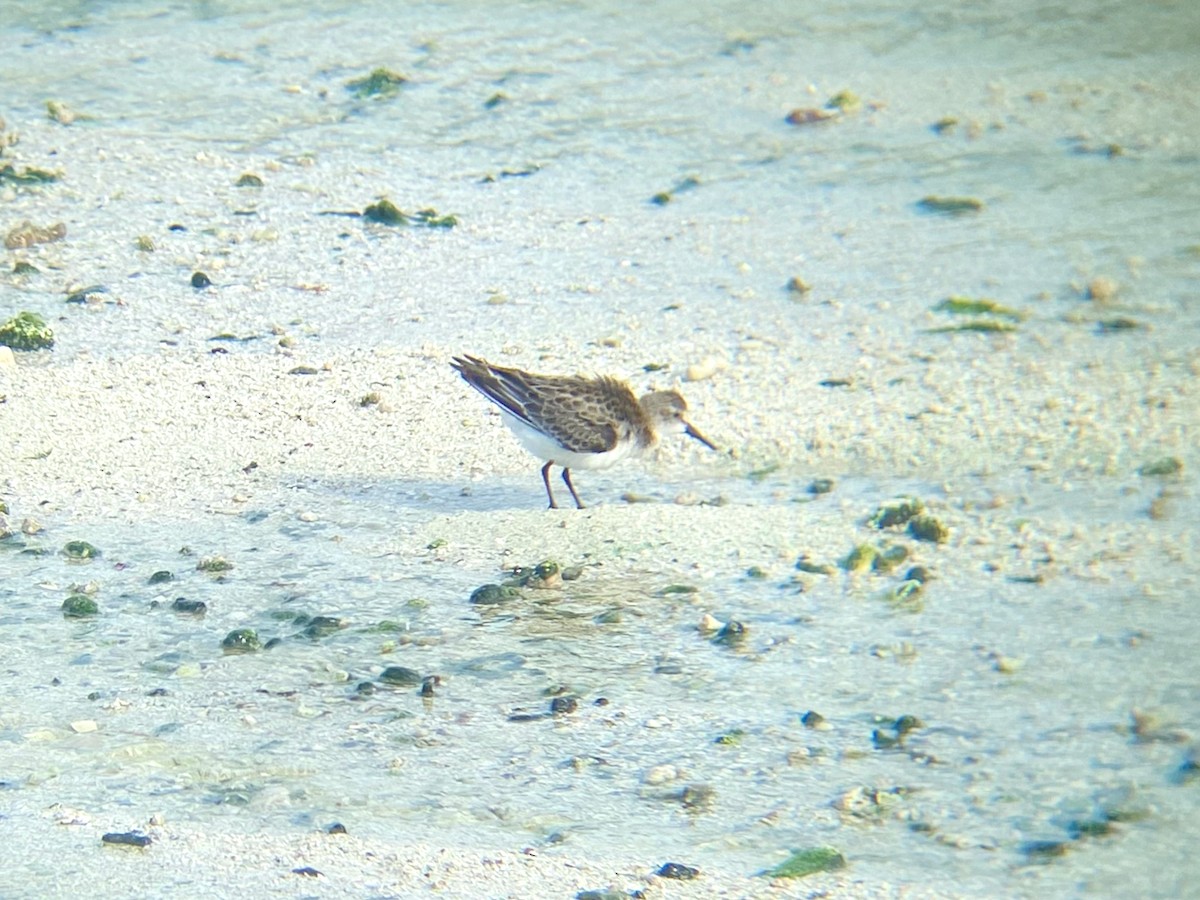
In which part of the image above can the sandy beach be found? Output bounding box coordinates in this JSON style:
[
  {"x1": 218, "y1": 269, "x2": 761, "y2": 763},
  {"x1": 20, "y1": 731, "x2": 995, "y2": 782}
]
[{"x1": 2, "y1": 1, "x2": 1198, "y2": 897}]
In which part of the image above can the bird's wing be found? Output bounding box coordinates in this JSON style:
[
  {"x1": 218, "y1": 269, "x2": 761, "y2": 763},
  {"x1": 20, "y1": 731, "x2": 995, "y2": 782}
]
[
  {"x1": 451, "y1": 355, "x2": 538, "y2": 429},
  {"x1": 451, "y1": 356, "x2": 622, "y2": 454}
]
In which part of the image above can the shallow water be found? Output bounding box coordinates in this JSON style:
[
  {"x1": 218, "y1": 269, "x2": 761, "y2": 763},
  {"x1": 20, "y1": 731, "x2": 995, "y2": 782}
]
[
  {"x1": 2, "y1": 1, "x2": 1199, "y2": 897},
  {"x1": 3, "y1": 471, "x2": 1197, "y2": 896}
]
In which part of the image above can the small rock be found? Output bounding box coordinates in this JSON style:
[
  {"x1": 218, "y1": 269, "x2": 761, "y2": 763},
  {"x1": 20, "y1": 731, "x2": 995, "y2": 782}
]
[
  {"x1": 1086, "y1": 276, "x2": 1119, "y2": 302},
  {"x1": 379, "y1": 666, "x2": 422, "y2": 687},
  {"x1": 643, "y1": 764, "x2": 681, "y2": 785},
  {"x1": 713, "y1": 620, "x2": 747, "y2": 645},
  {"x1": 656, "y1": 862, "x2": 700, "y2": 879},
  {"x1": 786, "y1": 276, "x2": 811, "y2": 295},
  {"x1": 101, "y1": 832, "x2": 152, "y2": 848},
  {"x1": 221, "y1": 628, "x2": 262, "y2": 653},
  {"x1": 909, "y1": 515, "x2": 949, "y2": 543},
  {"x1": 171, "y1": 598, "x2": 207, "y2": 616},
  {"x1": 550, "y1": 696, "x2": 578, "y2": 715},
  {"x1": 70, "y1": 720, "x2": 99, "y2": 734},
  {"x1": 801, "y1": 710, "x2": 831, "y2": 730}
]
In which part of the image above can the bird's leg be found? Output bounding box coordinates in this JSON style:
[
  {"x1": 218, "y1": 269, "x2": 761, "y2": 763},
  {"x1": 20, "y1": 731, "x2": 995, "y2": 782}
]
[
  {"x1": 561, "y1": 468, "x2": 586, "y2": 509},
  {"x1": 541, "y1": 461, "x2": 560, "y2": 509}
]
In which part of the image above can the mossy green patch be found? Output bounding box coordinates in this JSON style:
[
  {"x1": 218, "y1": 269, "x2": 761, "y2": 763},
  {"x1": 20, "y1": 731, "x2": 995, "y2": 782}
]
[
  {"x1": 909, "y1": 515, "x2": 949, "y2": 543},
  {"x1": 0, "y1": 163, "x2": 60, "y2": 185},
  {"x1": 62, "y1": 594, "x2": 99, "y2": 617},
  {"x1": 917, "y1": 195, "x2": 985, "y2": 215},
  {"x1": 868, "y1": 497, "x2": 924, "y2": 529},
  {"x1": 346, "y1": 67, "x2": 408, "y2": 99},
  {"x1": 0, "y1": 311, "x2": 54, "y2": 351},
  {"x1": 934, "y1": 296, "x2": 1025, "y2": 321},
  {"x1": 762, "y1": 846, "x2": 847, "y2": 879},
  {"x1": 1137, "y1": 456, "x2": 1182, "y2": 477},
  {"x1": 826, "y1": 90, "x2": 861, "y2": 112},
  {"x1": 221, "y1": 629, "x2": 262, "y2": 653},
  {"x1": 841, "y1": 544, "x2": 878, "y2": 573},
  {"x1": 62, "y1": 540, "x2": 100, "y2": 560},
  {"x1": 363, "y1": 199, "x2": 457, "y2": 228}
]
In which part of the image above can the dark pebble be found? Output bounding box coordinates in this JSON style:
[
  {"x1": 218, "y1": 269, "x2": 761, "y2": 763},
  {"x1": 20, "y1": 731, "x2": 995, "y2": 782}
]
[
  {"x1": 326, "y1": 822, "x2": 347, "y2": 834},
  {"x1": 148, "y1": 570, "x2": 174, "y2": 585},
  {"x1": 168, "y1": 223, "x2": 187, "y2": 232},
  {"x1": 292, "y1": 866, "x2": 322, "y2": 877},
  {"x1": 420, "y1": 675, "x2": 439, "y2": 697},
  {"x1": 469, "y1": 583, "x2": 521, "y2": 605},
  {"x1": 62, "y1": 595, "x2": 99, "y2": 617},
  {"x1": 1174, "y1": 751, "x2": 1200, "y2": 784},
  {"x1": 550, "y1": 696, "x2": 578, "y2": 715},
  {"x1": 65, "y1": 284, "x2": 109, "y2": 304},
  {"x1": 171, "y1": 597, "x2": 207, "y2": 616},
  {"x1": 379, "y1": 666, "x2": 422, "y2": 686},
  {"x1": 263, "y1": 636, "x2": 283, "y2": 649},
  {"x1": 191, "y1": 271, "x2": 213, "y2": 289},
  {"x1": 102, "y1": 831, "x2": 152, "y2": 848},
  {"x1": 904, "y1": 566, "x2": 933, "y2": 584},
  {"x1": 656, "y1": 862, "x2": 699, "y2": 879},
  {"x1": 800, "y1": 710, "x2": 826, "y2": 728},
  {"x1": 507, "y1": 711, "x2": 549, "y2": 723},
  {"x1": 1021, "y1": 839, "x2": 1069, "y2": 861},
  {"x1": 894, "y1": 714, "x2": 924, "y2": 736},
  {"x1": 222, "y1": 629, "x2": 262, "y2": 653},
  {"x1": 354, "y1": 681, "x2": 376, "y2": 696},
  {"x1": 303, "y1": 616, "x2": 344, "y2": 638},
  {"x1": 147, "y1": 687, "x2": 168, "y2": 697},
  {"x1": 1068, "y1": 819, "x2": 1114, "y2": 839},
  {"x1": 713, "y1": 620, "x2": 747, "y2": 645}
]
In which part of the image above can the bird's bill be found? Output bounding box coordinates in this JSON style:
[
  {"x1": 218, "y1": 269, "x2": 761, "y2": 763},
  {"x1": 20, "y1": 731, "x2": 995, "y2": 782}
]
[{"x1": 684, "y1": 422, "x2": 718, "y2": 450}]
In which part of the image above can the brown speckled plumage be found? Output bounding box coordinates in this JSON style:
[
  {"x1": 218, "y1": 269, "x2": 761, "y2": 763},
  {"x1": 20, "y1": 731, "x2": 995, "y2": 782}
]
[{"x1": 451, "y1": 354, "x2": 715, "y2": 509}]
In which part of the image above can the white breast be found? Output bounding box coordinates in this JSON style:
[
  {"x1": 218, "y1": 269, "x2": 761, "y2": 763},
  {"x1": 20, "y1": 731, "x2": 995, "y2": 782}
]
[{"x1": 498, "y1": 410, "x2": 638, "y2": 471}]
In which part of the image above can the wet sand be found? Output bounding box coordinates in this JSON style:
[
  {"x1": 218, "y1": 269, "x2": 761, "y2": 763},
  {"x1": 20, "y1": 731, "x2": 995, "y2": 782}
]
[{"x1": 2, "y1": 1, "x2": 1198, "y2": 897}]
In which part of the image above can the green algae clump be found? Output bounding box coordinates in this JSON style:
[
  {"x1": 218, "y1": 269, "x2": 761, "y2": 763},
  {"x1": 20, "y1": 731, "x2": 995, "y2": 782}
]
[
  {"x1": 1137, "y1": 456, "x2": 1183, "y2": 477},
  {"x1": 0, "y1": 311, "x2": 54, "y2": 350},
  {"x1": 62, "y1": 540, "x2": 100, "y2": 560},
  {"x1": 868, "y1": 497, "x2": 925, "y2": 529},
  {"x1": 221, "y1": 629, "x2": 262, "y2": 653},
  {"x1": 841, "y1": 544, "x2": 879, "y2": 573},
  {"x1": 909, "y1": 515, "x2": 950, "y2": 543},
  {"x1": 917, "y1": 195, "x2": 984, "y2": 215},
  {"x1": 826, "y1": 90, "x2": 861, "y2": 112},
  {"x1": 934, "y1": 296, "x2": 1025, "y2": 321},
  {"x1": 346, "y1": 67, "x2": 408, "y2": 99},
  {"x1": 363, "y1": 199, "x2": 457, "y2": 228},
  {"x1": 762, "y1": 846, "x2": 847, "y2": 879},
  {"x1": 469, "y1": 583, "x2": 521, "y2": 605},
  {"x1": 62, "y1": 594, "x2": 99, "y2": 618}
]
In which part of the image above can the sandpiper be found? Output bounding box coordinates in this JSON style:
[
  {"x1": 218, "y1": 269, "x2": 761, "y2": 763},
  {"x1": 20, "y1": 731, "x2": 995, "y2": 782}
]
[{"x1": 451, "y1": 354, "x2": 717, "y2": 508}]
